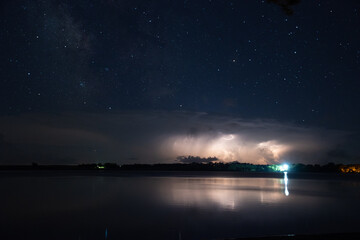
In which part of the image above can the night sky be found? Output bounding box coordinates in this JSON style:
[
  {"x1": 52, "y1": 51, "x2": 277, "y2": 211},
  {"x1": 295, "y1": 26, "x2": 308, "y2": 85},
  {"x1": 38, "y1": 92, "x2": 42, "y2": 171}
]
[{"x1": 0, "y1": 0, "x2": 359, "y2": 165}]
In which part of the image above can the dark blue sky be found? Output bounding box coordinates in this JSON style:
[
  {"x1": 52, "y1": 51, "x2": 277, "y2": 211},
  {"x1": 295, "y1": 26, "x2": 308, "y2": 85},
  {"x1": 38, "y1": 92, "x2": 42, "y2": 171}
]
[
  {"x1": 0, "y1": 1, "x2": 359, "y2": 164},
  {"x1": 1, "y1": 0, "x2": 359, "y2": 129}
]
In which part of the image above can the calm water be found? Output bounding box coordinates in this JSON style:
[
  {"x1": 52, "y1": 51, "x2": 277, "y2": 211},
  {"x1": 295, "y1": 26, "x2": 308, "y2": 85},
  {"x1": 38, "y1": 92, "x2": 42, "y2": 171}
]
[{"x1": 1, "y1": 171, "x2": 360, "y2": 240}]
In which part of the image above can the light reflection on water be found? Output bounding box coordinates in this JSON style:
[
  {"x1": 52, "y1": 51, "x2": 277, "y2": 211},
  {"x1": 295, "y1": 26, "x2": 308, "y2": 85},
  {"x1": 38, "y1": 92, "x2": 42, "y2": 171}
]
[
  {"x1": 284, "y1": 172, "x2": 289, "y2": 196},
  {"x1": 165, "y1": 177, "x2": 287, "y2": 210},
  {"x1": 1, "y1": 172, "x2": 360, "y2": 240}
]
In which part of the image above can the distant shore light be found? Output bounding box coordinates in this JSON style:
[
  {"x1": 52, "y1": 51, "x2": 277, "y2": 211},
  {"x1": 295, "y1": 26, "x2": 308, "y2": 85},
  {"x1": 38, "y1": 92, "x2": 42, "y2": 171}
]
[{"x1": 279, "y1": 163, "x2": 289, "y2": 172}]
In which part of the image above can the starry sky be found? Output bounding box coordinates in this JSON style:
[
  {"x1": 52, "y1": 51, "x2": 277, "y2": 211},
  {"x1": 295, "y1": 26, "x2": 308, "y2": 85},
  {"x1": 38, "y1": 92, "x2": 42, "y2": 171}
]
[{"x1": 0, "y1": 0, "x2": 359, "y2": 164}]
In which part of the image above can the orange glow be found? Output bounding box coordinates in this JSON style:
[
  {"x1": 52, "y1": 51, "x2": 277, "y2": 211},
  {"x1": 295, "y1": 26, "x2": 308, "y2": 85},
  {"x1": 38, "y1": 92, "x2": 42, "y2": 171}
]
[{"x1": 339, "y1": 165, "x2": 360, "y2": 173}]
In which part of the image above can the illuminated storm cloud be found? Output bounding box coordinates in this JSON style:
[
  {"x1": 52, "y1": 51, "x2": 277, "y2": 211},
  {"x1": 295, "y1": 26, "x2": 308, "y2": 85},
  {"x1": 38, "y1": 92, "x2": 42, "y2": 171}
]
[
  {"x1": 0, "y1": 111, "x2": 347, "y2": 165},
  {"x1": 155, "y1": 112, "x2": 344, "y2": 164},
  {"x1": 164, "y1": 134, "x2": 291, "y2": 164}
]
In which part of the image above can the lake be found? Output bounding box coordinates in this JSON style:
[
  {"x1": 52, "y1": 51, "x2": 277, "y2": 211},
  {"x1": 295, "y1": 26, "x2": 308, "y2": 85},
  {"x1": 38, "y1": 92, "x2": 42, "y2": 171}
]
[{"x1": 1, "y1": 171, "x2": 360, "y2": 240}]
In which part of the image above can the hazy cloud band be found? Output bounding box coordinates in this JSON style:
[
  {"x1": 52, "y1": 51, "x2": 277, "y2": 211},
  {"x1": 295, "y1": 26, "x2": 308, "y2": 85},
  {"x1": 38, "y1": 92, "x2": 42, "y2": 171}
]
[{"x1": 0, "y1": 111, "x2": 356, "y2": 165}]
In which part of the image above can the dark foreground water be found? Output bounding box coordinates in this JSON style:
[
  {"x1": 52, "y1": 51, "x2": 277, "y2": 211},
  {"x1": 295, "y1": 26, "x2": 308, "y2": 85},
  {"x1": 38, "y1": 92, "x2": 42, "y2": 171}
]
[{"x1": 1, "y1": 171, "x2": 360, "y2": 240}]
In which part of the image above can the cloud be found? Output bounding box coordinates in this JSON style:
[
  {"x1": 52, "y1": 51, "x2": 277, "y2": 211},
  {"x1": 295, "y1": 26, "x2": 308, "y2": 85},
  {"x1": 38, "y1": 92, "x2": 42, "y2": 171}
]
[
  {"x1": 267, "y1": 0, "x2": 301, "y2": 16},
  {"x1": 0, "y1": 111, "x2": 354, "y2": 165}
]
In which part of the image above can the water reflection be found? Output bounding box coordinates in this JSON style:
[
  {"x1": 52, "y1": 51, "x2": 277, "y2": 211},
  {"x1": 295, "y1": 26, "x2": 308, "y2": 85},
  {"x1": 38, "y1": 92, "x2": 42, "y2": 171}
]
[
  {"x1": 165, "y1": 177, "x2": 288, "y2": 210},
  {"x1": 2, "y1": 173, "x2": 360, "y2": 240},
  {"x1": 284, "y1": 172, "x2": 289, "y2": 196}
]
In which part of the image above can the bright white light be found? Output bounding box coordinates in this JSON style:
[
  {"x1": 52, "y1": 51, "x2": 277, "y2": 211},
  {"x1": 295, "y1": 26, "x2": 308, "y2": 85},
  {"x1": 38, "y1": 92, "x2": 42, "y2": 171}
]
[
  {"x1": 279, "y1": 163, "x2": 289, "y2": 172},
  {"x1": 284, "y1": 172, "x2": 289, "y2": 196}
]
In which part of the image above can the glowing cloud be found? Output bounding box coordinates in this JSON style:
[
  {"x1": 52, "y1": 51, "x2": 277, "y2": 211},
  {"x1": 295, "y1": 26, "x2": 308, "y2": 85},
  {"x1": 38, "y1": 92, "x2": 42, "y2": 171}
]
[
  {"x1": 0, "y1": 111, "x2": 352, "y2": 165},
  {"x1": 164, "y1": 134, "x2": 291, "y2": 164}
]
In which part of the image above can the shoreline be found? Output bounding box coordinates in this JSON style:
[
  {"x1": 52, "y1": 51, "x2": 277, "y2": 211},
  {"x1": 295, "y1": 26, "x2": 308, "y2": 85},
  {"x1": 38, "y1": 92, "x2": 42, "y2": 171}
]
[{"x1": 1, "y1": 170, "x2": 360, "y2": 180}]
